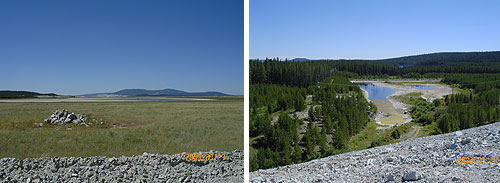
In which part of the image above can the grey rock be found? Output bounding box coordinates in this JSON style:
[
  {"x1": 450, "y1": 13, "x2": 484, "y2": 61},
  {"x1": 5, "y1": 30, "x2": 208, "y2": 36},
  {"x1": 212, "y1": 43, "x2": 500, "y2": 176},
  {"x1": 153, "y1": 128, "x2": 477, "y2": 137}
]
[
  {"x1": 385, "y1": 157, "x2": 395, "y2": 162},
  {"x1": 402, "y1": 171, "x2": 420, "y2": 181},
  {"x1": 461, "y1": 138, "x2": 471, "y2": 145},
  {"x1": 68, "y1": 113, "x2": 77, "y2": 120},
  {"x1": 64, "y1": 118, "x2": 72, "y2": 124},
  {"x1": 386, "y1": 174, "x2": 394, "y2": 182},
  {"x1": 448, "y1": 143, "x2": 458, "y2": 150}
]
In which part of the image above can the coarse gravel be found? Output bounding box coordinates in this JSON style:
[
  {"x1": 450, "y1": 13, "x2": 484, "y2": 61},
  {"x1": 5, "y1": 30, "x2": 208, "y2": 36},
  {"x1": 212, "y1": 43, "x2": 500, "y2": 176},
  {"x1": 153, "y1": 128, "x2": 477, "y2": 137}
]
[
  {"x1": 251, "y1": 122, "x2": 500, "y2": 182},
  {"x1": 0, "y1": 150, "x2": 243, "y2": 183}
]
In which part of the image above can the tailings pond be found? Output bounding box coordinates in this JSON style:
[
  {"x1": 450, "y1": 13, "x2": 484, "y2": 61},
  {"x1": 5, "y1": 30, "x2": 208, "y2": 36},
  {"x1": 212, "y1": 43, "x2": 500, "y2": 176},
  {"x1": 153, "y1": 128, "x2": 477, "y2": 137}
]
[{"x1": 358, "y1": 83, "x2": 396, "y2": 100}]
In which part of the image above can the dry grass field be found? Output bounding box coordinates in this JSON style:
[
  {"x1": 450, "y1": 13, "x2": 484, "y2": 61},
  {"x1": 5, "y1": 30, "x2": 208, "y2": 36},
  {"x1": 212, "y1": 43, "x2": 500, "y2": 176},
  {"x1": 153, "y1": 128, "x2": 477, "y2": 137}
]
[{"x1": 0, "y1": 97, "x2": 243, "y2": 159}]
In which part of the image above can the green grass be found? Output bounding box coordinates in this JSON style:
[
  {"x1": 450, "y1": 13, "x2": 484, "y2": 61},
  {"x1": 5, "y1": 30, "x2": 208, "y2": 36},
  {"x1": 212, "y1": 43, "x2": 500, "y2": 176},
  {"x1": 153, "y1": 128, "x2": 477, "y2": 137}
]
[
  {"x1": 349, "y1": 119, "x2": 384, "y2": 151},
  {"x1": 349, "y1": 120, "x2": 418, "y2": 151},
  {"x1": 383, "y1": 123, "x2": 412, "y2": 142},
  {"x1": 0, "y1": 97, "x2": 243, "y2": 159}
]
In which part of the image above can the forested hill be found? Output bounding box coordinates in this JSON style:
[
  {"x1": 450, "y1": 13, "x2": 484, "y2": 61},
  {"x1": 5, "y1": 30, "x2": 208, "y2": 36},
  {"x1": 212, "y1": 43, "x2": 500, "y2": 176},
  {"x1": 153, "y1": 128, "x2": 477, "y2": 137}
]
[
  {"x1": 378, "y1": 51, "x2": 500, "y2": 65},
  {"x1": 0, "y1": 90, "x2": 57, "y2": 99}
]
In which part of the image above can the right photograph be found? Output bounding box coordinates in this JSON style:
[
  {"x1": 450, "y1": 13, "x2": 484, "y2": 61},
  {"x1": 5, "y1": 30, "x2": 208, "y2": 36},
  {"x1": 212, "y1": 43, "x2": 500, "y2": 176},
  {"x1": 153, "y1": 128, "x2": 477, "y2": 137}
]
[{"x1": 249, "y1": 1, "x2": 500, "y2": 182}]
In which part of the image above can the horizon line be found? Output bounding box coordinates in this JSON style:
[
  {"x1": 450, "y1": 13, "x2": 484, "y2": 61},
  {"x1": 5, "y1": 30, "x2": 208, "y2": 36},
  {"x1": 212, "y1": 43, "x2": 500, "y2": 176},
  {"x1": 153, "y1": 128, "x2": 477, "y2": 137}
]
[{"x1": 251, "y1": 50, "x2": 500, "y2": 61}]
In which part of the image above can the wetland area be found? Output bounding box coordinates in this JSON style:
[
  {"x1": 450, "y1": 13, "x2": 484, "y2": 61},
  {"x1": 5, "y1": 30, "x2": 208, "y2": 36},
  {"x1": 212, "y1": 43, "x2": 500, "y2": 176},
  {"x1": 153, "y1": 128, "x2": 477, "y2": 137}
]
[{"x1": 353, "y1": 80, "x2": 453, "y2": 126}]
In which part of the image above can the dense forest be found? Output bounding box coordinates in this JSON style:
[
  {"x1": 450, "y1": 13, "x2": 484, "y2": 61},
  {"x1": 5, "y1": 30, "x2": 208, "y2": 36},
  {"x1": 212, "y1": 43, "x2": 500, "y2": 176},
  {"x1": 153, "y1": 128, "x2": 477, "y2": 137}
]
[
  {"x1": 250, "y1": 60, "x2": 375, "y2": 171},
  {"x1": 436, "y1": 76, "x2": 500, "y2": 133},
  {"x1": 250, "y1": 58, "x2": 331, "y2": 87},
  {"x1": 250, "y1": 52, "x2": 500, "y2": 171}
]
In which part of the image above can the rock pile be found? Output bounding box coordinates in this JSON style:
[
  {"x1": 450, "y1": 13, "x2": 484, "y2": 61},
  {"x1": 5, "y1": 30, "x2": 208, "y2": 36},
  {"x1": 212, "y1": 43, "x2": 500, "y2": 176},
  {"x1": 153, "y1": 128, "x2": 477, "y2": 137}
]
[
  {"x1": 251, "y1": 122, "x2": 500, "y2": 182},
  {"x1": 43, "y1": 109, "x2": 98, "y2": 126},
  {"x1": 0, "y1": 150, "x2": 243, "y2": 182}
]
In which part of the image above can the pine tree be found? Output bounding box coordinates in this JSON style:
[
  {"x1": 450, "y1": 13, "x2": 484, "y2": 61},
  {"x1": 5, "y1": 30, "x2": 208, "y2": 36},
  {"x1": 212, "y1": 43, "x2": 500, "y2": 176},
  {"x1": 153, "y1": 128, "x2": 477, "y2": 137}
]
[
  {"x1": 282, "y1": 140, "x2": 292, "y2": 165},
  {"x1": 320, "y1": 127, "x2": 327, "y2": 155},
  {"x1": 292, "y1": 143, "x2": 302, "y2": 163}
]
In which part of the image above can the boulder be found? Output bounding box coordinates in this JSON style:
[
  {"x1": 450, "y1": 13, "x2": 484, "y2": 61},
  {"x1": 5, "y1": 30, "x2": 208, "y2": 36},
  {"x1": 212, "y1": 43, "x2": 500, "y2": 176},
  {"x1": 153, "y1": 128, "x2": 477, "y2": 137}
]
[
  {"x1": 67, "y1": 113, "x2": 77, "y2": 120},
  {"x1": 402, "y1": 171, "x2": 421, "y2": 181}
]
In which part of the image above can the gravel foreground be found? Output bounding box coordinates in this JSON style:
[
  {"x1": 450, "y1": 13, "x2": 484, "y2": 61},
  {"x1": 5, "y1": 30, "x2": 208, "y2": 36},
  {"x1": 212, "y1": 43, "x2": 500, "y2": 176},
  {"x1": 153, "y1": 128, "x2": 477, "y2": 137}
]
[
  {"x1": 251, "y1": 122, "x2": 500, "y2": 182},
  {"x1": 0, "y1": 150, "x2": 243, "y2": 183}
]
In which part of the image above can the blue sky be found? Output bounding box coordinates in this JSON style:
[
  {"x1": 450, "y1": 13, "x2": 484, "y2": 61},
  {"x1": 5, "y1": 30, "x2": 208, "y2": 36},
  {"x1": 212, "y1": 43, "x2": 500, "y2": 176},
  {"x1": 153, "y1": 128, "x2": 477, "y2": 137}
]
[
  {"x1": 0, "y1": 0, "x2": 243, "y2": 95},
  {"x1": 251, "y1": 0, "x2": 500, "y2": 60}
]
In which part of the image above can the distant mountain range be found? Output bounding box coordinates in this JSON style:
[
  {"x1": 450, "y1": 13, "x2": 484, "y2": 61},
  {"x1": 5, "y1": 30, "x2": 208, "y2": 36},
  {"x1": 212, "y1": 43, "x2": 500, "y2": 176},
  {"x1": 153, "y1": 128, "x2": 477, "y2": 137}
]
[
  {"x1": 80, "y1": 89, "x2": 231, "y2": 97},
  {"x1": 0, "y1": 90, "x2": 57, "y2": 99}
]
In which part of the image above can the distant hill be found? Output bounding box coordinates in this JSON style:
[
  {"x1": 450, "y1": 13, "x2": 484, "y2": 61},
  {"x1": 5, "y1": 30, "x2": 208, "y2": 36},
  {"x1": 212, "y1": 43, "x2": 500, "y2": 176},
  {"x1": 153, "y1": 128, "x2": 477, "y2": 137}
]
[
  {"x1": 291, "y1": 58, "x2": 312, "y2": 62},
  {"x1": 81, "y1": 89, "x2": 231, "y2": 97},
  {"x1": 0, "y1": 90, "x2": 58, "y2": 99},
  {"x1": 378, "y1": 51, "x2": 500, "y2": 65}
]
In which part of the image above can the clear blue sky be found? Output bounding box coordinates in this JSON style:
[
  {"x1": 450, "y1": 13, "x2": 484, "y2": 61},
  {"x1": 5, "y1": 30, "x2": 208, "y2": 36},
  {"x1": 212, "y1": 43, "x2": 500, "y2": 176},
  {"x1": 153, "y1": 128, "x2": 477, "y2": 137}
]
[
  {"x1": 0, "y1": 0, "x2": 242, "y2": 95},
  {"x1": 251, "y1": 0, "x2": 500, "y2": 60}
]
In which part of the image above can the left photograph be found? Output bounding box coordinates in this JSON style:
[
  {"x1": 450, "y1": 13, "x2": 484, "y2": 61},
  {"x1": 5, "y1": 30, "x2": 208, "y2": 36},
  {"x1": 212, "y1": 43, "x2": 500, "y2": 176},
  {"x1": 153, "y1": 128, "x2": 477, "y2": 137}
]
[{"x1": 0, "y1": 0, "x2": 243, "y2": 182}]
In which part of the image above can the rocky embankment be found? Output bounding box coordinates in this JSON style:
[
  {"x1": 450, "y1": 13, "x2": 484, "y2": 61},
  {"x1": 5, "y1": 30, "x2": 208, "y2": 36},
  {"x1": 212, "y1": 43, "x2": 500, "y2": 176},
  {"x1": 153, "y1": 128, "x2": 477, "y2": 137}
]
[
  {"x1": 0, "y1": 150, "x2": 243, "y2": 183},
  {"x1": 251, "y1": 123, "x2": 500, "y2": 182}
]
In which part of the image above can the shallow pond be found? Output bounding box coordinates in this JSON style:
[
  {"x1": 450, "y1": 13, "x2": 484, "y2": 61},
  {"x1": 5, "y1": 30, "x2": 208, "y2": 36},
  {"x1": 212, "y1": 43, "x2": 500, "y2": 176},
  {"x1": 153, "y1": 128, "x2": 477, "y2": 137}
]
[
  {"x1": 412, "y1": 85, "x2": 435, "y2": 90},
  {"x1": 358, "y1": 84, "x2": 396, "y2": 100}
]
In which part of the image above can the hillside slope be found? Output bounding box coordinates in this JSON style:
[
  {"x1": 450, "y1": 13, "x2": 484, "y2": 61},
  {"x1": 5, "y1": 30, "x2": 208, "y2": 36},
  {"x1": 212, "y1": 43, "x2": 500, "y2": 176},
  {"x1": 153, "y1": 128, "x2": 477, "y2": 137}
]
[
  {"x1": 0, "y1": 91, "x2": 57, "y2": 99},
  {"x1": 251, "y1": 122, "x2": 500, "y2": 182},
  {"x1": 379, "y1": 51, "x2": 500, "y2": 65}
]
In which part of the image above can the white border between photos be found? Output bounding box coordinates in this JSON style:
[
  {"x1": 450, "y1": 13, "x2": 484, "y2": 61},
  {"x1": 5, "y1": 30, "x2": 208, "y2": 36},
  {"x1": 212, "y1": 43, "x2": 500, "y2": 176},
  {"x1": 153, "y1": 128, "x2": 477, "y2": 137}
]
[{"x1": 244, "y1": 0, "x2": 249, "y2": 182}]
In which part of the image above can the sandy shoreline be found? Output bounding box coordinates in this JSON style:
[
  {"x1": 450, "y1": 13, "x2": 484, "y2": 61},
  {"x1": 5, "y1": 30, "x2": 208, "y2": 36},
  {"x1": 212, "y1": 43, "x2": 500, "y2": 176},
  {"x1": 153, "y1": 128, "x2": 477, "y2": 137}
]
[{"x1": 353, "y1": 79, "x2": 453, "y2": 126}]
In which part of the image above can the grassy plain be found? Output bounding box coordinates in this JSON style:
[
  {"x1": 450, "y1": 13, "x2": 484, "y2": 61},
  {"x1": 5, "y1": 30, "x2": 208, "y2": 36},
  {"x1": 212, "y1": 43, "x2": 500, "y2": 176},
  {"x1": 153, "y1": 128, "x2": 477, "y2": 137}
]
[{"x1": 0, "y1": 97, "x2": 243, "y2": 159}]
